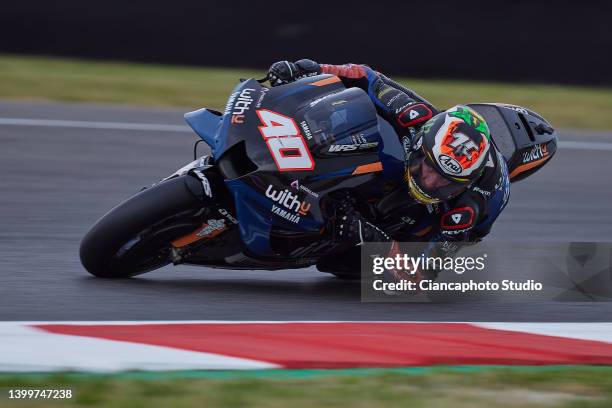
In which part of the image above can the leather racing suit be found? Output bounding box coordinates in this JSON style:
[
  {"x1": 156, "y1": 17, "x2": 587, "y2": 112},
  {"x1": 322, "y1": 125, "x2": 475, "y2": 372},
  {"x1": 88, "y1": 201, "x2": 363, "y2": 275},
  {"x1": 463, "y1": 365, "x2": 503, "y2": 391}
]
[{"x1": 269, "y1": 60, "x2": 511, "y2": 279}]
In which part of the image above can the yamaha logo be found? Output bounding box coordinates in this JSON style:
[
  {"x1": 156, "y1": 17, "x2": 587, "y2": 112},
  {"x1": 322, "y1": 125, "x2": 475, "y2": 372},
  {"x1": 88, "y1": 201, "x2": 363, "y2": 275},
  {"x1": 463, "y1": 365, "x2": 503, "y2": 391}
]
[{"x1": 437, "y1": 154, "x2": 462, "y2": 174}]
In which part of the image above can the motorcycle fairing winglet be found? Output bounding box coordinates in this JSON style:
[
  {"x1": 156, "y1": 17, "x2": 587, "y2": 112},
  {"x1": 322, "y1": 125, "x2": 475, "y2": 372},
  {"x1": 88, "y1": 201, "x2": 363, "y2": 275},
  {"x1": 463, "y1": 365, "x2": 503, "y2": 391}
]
[{"x1": 184, "y1": 108, "x2": 223, "y2": 155}]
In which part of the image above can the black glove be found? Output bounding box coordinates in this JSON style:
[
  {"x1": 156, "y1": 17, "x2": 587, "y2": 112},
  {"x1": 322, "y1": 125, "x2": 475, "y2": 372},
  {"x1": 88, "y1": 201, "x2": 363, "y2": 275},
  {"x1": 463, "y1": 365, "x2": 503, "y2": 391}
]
[
  {"x1": 332, "y1": 197, "x2": 391, "y2": 245},
  {"x1": 268, "y1": 59, "x2": 321, "y2": 87},
  {"x1": 268, "y1": 61, "x2": 298, "y2": 86}
]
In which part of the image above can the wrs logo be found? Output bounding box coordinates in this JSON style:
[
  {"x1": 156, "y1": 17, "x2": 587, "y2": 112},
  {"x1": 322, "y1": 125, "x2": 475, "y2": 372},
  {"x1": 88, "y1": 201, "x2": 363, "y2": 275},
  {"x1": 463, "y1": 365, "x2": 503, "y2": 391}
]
[
  {"x1": 265, "y1": 185, "x2": 311, "y2": 216},
  {"x1": 328, "y1": 142, "x2": 378, "y2": 152}
]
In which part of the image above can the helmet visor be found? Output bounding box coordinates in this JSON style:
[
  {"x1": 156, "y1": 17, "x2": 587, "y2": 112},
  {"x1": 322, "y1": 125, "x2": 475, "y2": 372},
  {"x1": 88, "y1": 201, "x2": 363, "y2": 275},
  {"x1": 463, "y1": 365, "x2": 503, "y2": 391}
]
[{"x1": 405, "y1": 149, "x2": 468, "y2": 204}]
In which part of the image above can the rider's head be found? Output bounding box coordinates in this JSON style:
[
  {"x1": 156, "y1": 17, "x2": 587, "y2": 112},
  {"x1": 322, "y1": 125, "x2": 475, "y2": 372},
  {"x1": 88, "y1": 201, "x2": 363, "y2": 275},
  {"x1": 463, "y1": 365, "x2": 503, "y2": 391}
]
[{"x1": 405, "y1": 105, "x2": 491, "y2": 204}]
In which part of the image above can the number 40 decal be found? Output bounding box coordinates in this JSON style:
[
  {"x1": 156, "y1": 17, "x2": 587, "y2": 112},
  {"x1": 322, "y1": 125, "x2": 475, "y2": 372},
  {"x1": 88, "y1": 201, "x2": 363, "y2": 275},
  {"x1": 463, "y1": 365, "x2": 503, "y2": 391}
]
[{"x1": 256, "y1": 109, "x2": 315, "y2": 172}]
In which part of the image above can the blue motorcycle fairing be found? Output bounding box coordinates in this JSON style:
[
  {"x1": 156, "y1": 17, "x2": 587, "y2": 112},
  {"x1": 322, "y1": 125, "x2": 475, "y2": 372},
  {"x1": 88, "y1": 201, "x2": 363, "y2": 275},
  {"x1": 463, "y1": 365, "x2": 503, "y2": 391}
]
[
  {"x1": 225, "y1": 178, "x2": 324, "y2": 257},
  {"x1": 184, "y1": 75, "x2": 408, "y2": 258},
  {"x1": 184, "y1": 108, "x2": 223, "y2": 156}
]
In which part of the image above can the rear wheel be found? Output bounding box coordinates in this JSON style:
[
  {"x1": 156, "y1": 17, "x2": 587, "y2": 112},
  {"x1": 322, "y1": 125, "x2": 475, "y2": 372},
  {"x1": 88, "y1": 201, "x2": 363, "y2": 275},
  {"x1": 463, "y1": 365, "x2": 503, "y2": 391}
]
[{"x1": 79, "y1": 175, "x2": 206, "y2": 278}]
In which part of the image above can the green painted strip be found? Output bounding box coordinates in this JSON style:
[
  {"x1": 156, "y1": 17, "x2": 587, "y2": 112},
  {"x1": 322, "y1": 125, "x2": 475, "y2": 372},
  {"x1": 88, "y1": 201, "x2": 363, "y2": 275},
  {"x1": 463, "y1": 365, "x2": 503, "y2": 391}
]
[{"x1": 2, "y1": 365, "x2": 612, "y2": 380}]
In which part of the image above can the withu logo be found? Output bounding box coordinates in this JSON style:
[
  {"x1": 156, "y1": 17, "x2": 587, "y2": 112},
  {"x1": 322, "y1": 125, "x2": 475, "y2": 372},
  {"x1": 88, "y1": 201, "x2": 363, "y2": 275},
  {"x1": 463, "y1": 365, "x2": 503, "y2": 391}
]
[{"x1": 265, "y1": 185, "x2": 311, "y2": 215}]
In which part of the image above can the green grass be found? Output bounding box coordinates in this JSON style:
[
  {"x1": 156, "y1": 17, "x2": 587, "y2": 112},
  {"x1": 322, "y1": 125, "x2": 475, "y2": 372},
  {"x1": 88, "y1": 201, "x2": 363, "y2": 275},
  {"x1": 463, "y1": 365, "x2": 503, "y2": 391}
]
[
  {"x1": 2, "y1": 367, "x2": 612, "y2": 408},
  {"x1": 1, "y1": 54, "x2": 612, "y2": 130}
]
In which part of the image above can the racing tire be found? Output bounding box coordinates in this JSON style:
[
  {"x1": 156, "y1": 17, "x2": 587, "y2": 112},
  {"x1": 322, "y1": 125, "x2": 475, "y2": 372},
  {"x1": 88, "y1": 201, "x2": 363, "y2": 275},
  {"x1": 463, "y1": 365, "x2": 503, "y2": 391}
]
[
  {"x1": 79, "y1": 175, "x2": 205, "y2": 278},
  {"x1": 330, "y1": 271, "x2": 361, "y2": 280}
]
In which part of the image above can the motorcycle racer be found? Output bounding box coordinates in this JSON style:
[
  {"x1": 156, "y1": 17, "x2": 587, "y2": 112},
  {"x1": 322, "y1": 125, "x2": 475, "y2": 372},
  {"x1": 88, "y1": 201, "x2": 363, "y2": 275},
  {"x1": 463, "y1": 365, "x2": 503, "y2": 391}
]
[{"x1": 268, "y1": 60, "x2": 511, "y2": 281}]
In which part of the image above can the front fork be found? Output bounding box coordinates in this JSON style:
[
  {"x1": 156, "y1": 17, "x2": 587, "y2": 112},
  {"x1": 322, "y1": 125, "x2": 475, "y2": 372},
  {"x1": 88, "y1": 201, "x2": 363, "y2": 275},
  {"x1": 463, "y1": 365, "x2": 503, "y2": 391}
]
[{"x1": 161, "y1": 156, "x2": 239, "y2": 260}]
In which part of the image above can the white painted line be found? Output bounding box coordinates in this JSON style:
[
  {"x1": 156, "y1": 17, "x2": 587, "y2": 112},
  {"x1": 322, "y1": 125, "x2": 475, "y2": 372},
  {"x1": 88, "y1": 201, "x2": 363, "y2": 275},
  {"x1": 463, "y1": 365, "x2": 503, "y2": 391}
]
[
  {"x1": 2, "y1": 320, "x2": 612, "y2": 327},
  {"x1": 558, "y1": 141, "x2": 612, "y2": 151},
  {"x1": 1, "y1": 117, "x2": 612, "y2": 151},
  {"x1": 475, "y1": 322, "x2": 612, "y2": 344},
  {"x1": 0, "y1": 325, "x2": 278, "y2": 372},
  {"x1": 0, "y1": 320, "x2": 520, "y2": 326},
  {"x1": 0, "y1": 118, "x2": 191, "y2": 132}
]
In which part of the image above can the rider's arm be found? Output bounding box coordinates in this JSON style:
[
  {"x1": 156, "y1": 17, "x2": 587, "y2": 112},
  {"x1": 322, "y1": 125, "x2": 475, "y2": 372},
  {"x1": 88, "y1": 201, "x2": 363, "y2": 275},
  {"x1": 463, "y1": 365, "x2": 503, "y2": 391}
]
[
  {"x1": 437, "y1": 194, "x2": 483, "y2": 242},
  {"x1": 419, "y1": 192, "x2": 484, "y2": 281},
  {"x1": 431, "y1": 150, "x2": 509, "y2": 250},
  {"x1": 268, "y1": 59, "x2": 438, "y2": 138},
  {"x1": 330, "y1": 196, "x2": 421, "y2": 285},
  {"x1": 422, "y1": 151, "x2": 510, "y2": 279},
  {"x1": 319, "y1": 62, "x2": 438, "y2": 137}
]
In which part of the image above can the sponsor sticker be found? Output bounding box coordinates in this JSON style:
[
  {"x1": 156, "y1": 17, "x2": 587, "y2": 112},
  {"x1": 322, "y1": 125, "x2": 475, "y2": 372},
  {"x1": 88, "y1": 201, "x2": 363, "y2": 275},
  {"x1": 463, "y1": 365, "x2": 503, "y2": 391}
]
[
  {"x1": 255, "y1": 87, "x2": 269, "y2": 108},
  {"x1": 193, "y1": 170, "x2": 212, "y2": 197},
  {"x1": 471, "y1": 186, "x2": 491, "y2": 197},
  {"x1": 290, "y1": 180, "x2": 320, "y2": 198},
  {"x1": 196, "y1": 219, "x2": 227, "y2": 237},
  {"x1": 271, "y1": 205, "x2": 301, "y2": 224},
  {"x1": 226, "y1": 88, "x2": 256, "y2": 124},
  {"x1": 437, "y1": 154, "x2": 462, "y2": 174},
  {"x1": 300, "y1": 120, "x2": 313, "y2": 140},
  {"x1": 522, "y1": 143, "x2": 549, "y2": 163},
  {"x1": 266, "y1": 184, "x2": 311, "y2": 224},
  {"x1": 440, "y1": 207, "x2": 475, "y2": 230},
  {"x1": 328, "y1": 142, "x2": 378, "y2": 152},
  {"x1": 218, "y1": 208, "x2": 238, "y2": 224},
  {"x1": 505, "y1": 105, "x2": 529, "y2": 115}
]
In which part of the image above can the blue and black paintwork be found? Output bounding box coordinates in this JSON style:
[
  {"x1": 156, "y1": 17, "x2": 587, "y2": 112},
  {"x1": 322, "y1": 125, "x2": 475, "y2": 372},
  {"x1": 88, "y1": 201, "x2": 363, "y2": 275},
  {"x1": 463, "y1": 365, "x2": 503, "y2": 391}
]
[
  {"x1": 183, "y1": 75, "x2": 406, "y2": 267},
  {"x1": 180, "y1": 75, "x2": 557, "y2": 269}
]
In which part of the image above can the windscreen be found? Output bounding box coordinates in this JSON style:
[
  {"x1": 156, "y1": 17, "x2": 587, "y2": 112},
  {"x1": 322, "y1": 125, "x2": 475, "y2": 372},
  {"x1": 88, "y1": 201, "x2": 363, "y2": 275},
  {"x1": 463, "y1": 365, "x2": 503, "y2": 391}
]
[{"x1": 299, "y1": 87, "x2": 380, "y2": 149}]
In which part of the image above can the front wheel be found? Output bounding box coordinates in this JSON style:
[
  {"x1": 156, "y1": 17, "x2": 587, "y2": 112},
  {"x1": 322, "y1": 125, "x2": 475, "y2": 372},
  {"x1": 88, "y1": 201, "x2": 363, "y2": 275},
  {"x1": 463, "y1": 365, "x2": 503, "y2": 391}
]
[{"x1": 79, "y1": 175, "x2": 206, "y2": 278}]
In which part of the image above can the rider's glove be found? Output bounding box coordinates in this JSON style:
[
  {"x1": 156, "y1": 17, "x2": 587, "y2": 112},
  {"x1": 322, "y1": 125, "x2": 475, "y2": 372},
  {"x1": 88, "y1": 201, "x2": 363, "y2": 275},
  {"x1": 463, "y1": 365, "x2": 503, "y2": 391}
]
[
  {"x1": 382, "y1": 246, "x2": 425, "y2": 296},
  {"x1": 268, "y1": 61, "x2": 299, "y2": 86},
  {"x1": 268, "y1": 59, "x2": 321, "y2": 87},
  {"x1": 333, "y1": 200, "x2": 424, "y2": 294},
  {"x1": 332, "y1": 196, "x2": 391, "y2": 245},
  {"x1": 374, "y1": 239, "x2": 425, "y2": 296}
]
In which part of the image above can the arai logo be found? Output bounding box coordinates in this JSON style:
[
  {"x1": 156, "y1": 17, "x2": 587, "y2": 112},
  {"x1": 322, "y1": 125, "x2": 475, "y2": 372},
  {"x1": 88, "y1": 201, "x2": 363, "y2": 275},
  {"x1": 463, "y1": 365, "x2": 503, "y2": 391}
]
[{"x1": 437, "y1": 154, "x2": 462, "y2": 174}]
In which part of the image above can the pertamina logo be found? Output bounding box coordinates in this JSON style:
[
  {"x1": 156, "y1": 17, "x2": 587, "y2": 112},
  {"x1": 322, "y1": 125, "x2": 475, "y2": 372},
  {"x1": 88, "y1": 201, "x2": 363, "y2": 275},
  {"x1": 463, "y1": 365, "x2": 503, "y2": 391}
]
[
  {"x1": 265, "y1": 185, "x2": 311, "y2": 224},
  {"x1": 290, "y1": 180, "x2": 319, "y2": 198}
]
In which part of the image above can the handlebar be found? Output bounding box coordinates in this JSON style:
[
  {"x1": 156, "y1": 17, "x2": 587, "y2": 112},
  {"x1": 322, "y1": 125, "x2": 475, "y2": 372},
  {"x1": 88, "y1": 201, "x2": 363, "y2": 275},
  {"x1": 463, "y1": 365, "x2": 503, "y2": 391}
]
[{"x1": 239, "y1": 75, "x2": 269, "y2": 84}]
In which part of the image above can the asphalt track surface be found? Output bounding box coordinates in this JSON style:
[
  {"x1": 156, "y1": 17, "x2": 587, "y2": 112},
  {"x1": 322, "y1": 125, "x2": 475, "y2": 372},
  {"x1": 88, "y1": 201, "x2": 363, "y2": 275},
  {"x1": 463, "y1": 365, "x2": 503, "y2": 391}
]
[{"x1": 1, "y1": 100, "x2": 611, "y2": 322}]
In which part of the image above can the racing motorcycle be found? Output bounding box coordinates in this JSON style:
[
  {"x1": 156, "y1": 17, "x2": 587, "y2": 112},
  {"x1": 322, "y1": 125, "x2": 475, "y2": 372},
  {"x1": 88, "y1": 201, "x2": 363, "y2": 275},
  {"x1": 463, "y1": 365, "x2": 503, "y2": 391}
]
[{"x1": 80, "y1": 74, "x2": 557, "y2": 278}]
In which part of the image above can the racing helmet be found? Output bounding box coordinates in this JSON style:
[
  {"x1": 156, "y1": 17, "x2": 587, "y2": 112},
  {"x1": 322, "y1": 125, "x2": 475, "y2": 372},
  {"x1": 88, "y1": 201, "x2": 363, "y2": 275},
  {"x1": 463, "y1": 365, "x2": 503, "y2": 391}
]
[{"x1": 405, "y1": 105, "x2": 491, "y2": 204}]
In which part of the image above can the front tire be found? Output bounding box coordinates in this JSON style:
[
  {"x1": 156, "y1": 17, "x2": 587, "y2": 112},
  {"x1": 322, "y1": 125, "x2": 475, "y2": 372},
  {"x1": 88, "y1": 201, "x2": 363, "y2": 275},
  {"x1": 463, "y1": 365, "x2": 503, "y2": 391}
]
[{"x1": 80, "y1": 175, "x2": 205, "y2": 278}]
